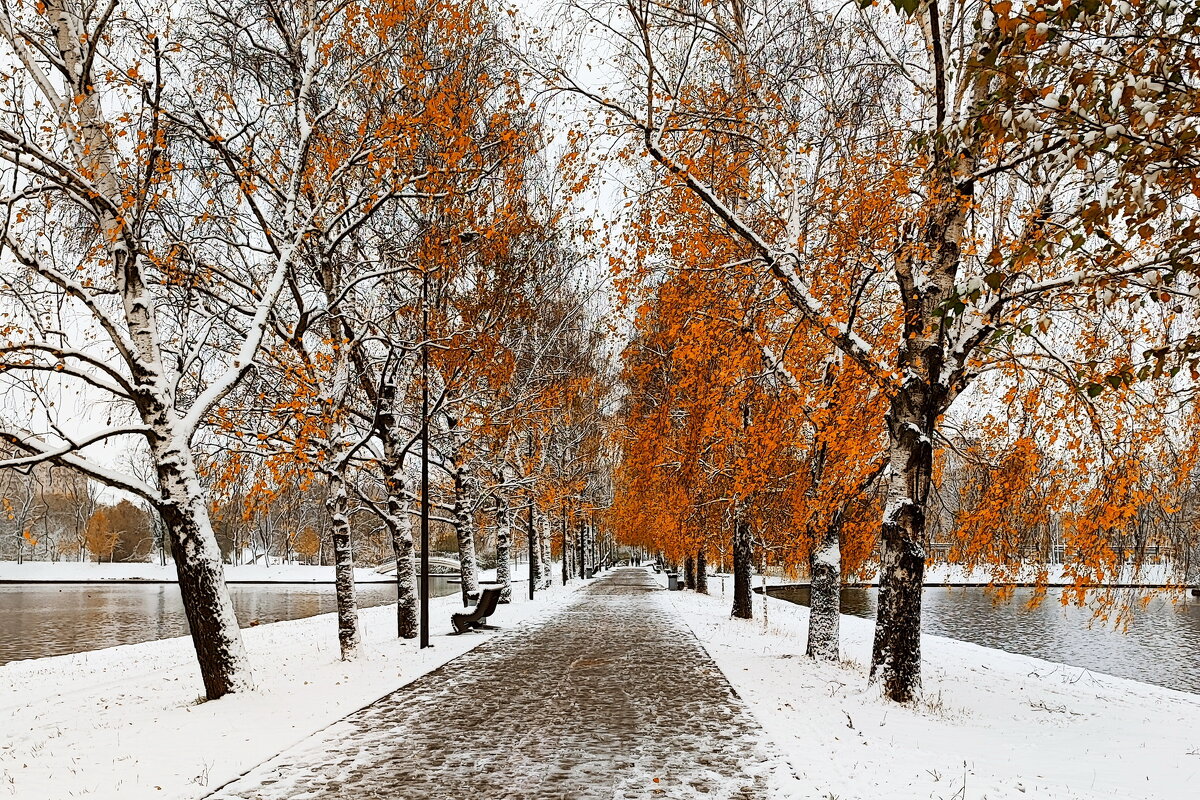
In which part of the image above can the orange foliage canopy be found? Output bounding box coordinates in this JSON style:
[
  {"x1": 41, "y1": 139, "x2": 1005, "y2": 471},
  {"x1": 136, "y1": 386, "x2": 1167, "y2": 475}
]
[{"x1": 611, "y1": 143, "x2": 906, "y2": 573}]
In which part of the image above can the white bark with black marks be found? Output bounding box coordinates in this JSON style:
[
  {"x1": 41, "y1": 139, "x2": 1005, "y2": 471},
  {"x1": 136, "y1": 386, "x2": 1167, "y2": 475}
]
[
  {"x1": 496, "y1": 500, "x2": 513, "y2": 603},
  {"x1": 326, "y1": 473, "x2": 360, "y2": 660},
  {"x1": 806, "y1": 522, "x2": 841, "y2": 662},
  {"x1": 379, "y1": 380, "x2": 418, "y2": 638},
  {"x1": 451, "y1": 461, "x2": 481, "y2": 607},
  {"x1": 869, "y1": 162, "x2": 966, "y2": 702},
  {"x1": 538, "y1": 510, "x2": 552, "y2": 590},
  {"x1": 154, "y1": 443, "x2": 252, "y2": 698},
  {"x1": 0, "y1": 0, "x2": 313, "y2": 699},
  {"x1": 870, "y1": 389, "x2": 935, "y2": 702},
  {"x1": 525, "y1": 499, "x2": 539, "y2": 596},
  {"x1": 578, "y1": 517, "x2": 589, "y2": 578}
]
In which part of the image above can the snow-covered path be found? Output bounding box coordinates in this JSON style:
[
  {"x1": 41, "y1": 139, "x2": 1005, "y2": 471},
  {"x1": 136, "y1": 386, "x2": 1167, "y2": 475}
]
[{"x1": 208, "y1": 568, "x2": 782, "y2": 799}]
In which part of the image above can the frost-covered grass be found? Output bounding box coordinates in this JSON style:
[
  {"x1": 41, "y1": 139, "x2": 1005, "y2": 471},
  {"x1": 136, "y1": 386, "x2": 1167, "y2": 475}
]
[
  {"x1": 0, "y1": 575, "x2": 584, "y2": 799},
  {"x1": 666, "y1": 574, "x2": 1200, "y2": 800}
]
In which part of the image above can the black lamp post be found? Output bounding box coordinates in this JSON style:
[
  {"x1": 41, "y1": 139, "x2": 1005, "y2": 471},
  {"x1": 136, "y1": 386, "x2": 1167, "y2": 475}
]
[{"x1": 419, "y1": 267, "x2": 431, "y2": 650}]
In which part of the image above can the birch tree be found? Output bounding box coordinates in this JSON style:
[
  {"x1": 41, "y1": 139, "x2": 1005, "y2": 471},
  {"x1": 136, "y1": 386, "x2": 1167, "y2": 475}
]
[
  {"x1": 0, "y1": 0, "x2": 301, "y2": 699},
  {"x1": 553, "y1": 0, "x2": 1200, "y2": 700}
]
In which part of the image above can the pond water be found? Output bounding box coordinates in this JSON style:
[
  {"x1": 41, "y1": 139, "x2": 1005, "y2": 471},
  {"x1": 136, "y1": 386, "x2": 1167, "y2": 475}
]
[
  {"x1": 0, "y1": 578, "x2": 459, "y2": 665},
  {"x1": 768, "y1": 585, "x2": 1200, "y2": 693}
]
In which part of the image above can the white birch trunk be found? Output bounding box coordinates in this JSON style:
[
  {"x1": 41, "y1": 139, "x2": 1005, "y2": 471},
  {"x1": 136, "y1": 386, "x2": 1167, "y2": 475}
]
[
  {"x1": 496, "y1": 501, "x2": 512, "y2": 603},
  {"x1": 538, "y1": 510, "x2": 552, "y2": 590},
  {"x1": 869, "y1": 157, "x2": 967, "y2": 702},
  {"x1": 806, "y1": 522, "x2": 841, "y2": 662},
  {"x1": 322, "y1": 303, "x2": 361, "y2": 660},
  {"x1": 391, "y1": 503, "x2": 419, "y2": 638},
  {"x1": 452, "y1": 468, "x2": 480, "y2": 606},
  {"x1": 447, "y1": 419, "x2": 480, "y2": 605},
  {"x1": 870, "y1": 406, "x2": 931, "y2": 702},
  {"x1": 153, "y1": 439, "x2": 252, "y2": 698},
  {"x1": 380, "y1": 380, "x2": 418, "y2": 638},
  {"x1": 326, "y1": 472, "x2": 360, "y2": 660}
]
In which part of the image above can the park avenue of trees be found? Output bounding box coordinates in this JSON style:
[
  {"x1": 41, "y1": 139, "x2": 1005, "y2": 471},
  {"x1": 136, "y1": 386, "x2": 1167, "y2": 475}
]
[{"x1": 1, "y1": 0, "x2": 1199, "y2": 710}]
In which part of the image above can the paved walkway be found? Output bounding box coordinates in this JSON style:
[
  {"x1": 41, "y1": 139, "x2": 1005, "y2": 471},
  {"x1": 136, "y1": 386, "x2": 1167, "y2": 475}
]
[{"x1": 210, "y1": 568, "x2": 778, "y2": 799}]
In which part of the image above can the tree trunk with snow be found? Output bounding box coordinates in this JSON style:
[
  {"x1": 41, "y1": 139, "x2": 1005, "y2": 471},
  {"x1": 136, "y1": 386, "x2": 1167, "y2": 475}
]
[
  {"x1": 390, "y1": 513, "x2": 419, "y2": 639},
  {"x1": 137, "y1": 305, "x2": 258, "y2": 702},
  {"x1": 537, "y1": 509, "x2": 552, "y2": 589},
  {"x1": 451, "y1": 462, "x2": 480, "y2": 607},
  {"x1": 578, "y1": 517, "x2": 588, "y2": 578},
  {"x1": 0, "y1": 1, "x2": 291, "y2": 701},
  {"x1": 562, "y1": 514, "x2": 570, "y2": 585},
  {"x1": 806, "y1": 521, "x2": 841, "y2": 662},
  {"x1": 732, "y1": 512, "x2": 753, "y2": 619},
  {"x1": 870, "y1": 385, "x2": 934, "y2": 702},
  {"x1": 326, "y1": 473, "x2": 360, "y2": 660},
  {"x1": 696, "y1": 548, "x2": 708, "y2": 594},
  {"x1": 525, "y1": 499, "x2": 539, "y2": 597},
  {"x1": 154, "y1": 445, "x2": 252, "y2": 698},
  {"x1": 496, "y1": 501, "x2": 513, "y2": 603},
  {"x1": 379, "y1": 381, "x2": 418, "y2": 638},
  {"x1": 868, "y1": 163, "x2": 966, "y2": 702},
  {"x1": 382, "y1": 463, "x2": 418, "y2": 639},
  {"x1": 684, "y1": 555, "x2": 696, "y2": 589},
  {"x1": 321, "y1": 279, "x2": 361, "y2": 661},
  {"x1": 584, "y1": 520, "x2": 592, "y2": 575}
]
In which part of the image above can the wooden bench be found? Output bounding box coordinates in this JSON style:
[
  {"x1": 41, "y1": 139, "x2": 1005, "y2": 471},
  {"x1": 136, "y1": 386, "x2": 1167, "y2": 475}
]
[{"x1": 451, "y1": 587, "x2": 504, "y2": 634}]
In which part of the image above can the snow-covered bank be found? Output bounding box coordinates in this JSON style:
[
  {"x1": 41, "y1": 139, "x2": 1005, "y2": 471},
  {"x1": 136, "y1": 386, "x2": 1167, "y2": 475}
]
[
  {"x1": 665, "y1": 576, "x2": 1200, "y2": 800},
  {"x1": 711, "y1": 561, "x2": 1183, "y2": 588},
  {"x1": 0, "y1": 560, "x2": 398, "y2": 583},
  {"x1": 0, "y1": 561, "x2": 546, "y2": 584},
  {"x1": 0, "y1": 576, "x2": 585, "y2": 799}
]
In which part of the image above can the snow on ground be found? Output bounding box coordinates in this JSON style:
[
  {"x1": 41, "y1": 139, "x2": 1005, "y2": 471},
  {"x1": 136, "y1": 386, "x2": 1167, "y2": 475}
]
[
  {"x1": 665, "y1": 575, "x2": 1200, "y2": 800},
  {"x1": 0, "y1": 576, "x2": 584, "y2": 800},
  {"x1": 0, "y1": 560, "x2": 398, "y2": 583},
  {"x1": 0, "y1": 561, "x2": 532, "y2": 584},
  {"x1": 706, "y1": 561, "x2": 1179, "y2": 587},
  {"x1": 10, "y1": 559, "x2": 1181, "y2": 586}
]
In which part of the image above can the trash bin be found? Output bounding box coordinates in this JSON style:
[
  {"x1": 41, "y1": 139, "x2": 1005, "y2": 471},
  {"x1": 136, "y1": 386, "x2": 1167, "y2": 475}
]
[{"x1": 667, "y1": 572, "x2": 680, "y2": 591}]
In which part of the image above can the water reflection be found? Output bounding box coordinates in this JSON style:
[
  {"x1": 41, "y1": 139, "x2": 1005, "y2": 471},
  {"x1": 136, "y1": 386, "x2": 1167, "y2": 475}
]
[
  {"x1": 0, "y1": 578, "x2": 457, "y2": 665},
  {"x1": 768, "y1": 585, "x2": 1200, "y2": 693}
]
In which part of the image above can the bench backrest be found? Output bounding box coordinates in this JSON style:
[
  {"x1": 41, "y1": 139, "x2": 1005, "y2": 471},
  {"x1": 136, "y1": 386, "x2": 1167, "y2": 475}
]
[{"x1": 477, "y1": 587, "x2": 503, "y2": 617}]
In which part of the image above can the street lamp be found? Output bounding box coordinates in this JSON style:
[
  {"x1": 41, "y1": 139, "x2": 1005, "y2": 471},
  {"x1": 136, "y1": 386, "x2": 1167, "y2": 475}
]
[{"x1": 419, "y1": 266, "x2": 431, "y2": 650}]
